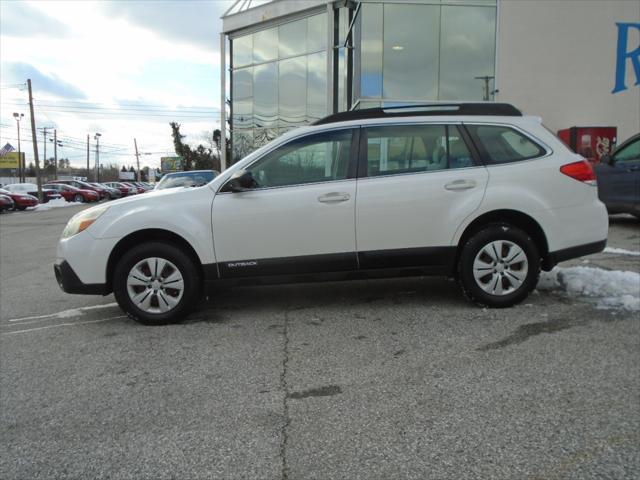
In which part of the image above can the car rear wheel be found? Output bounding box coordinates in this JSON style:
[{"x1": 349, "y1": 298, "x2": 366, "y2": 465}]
[
  {"x1": 113, "y1": 242, "x2": 201, "y2": 325},
  {"x1": 457, "y1": 223, "x2": 540, "y2": 308},
  {"x1": 74, "y1": 194, "x2": 84, "y2": 203}
]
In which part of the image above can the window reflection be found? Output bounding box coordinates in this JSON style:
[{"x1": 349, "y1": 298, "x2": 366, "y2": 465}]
[
  {"x1": 359, "y1": 3, "x2": 496, "y2": 103},
  {"x1": 279, "y1": 56, "x2": 307, "y2": 129},
  {"x1": 233, "y1": 129, "x2": 254, "y2": 162},
  {"x1": 253, "y1": 28, "x2": 278, "y2": 64},
  {"x1": 383, "y1": 4, "x2": 440, "y2": 100},
  {"x1": 279, "y1": 19, "x2": 307, "y2": 59},
  {"x1": 233, "y1": 34, "x2": 253, "y2": 68},
  {"x1": 307, "y1": 14, "x2": 327, "y2": 53},
  {"x1": 254, "y1": 63, "x2": 278, "y2": 127},
  {"x1": 307, "y1": 51, "x2": 327, "y2": 123},
  {"x1": 439, "y1": 6, "x2": 496, "y2": 100},
  {"x1": 232, "y1": 67, "x2": 253, "y2": 129},
  {"x1": 360, "y1": 3, "x2": 383, "y2": 98}
]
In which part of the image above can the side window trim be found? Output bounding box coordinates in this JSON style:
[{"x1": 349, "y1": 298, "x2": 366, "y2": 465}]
[{"x1": 357, "y1": 122, "x2": 482, "y2": 179}]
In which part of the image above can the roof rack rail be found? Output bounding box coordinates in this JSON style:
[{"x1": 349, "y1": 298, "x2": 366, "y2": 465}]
[{"x1": 312, "y1": 103, "x2": 523, "y2": 125}]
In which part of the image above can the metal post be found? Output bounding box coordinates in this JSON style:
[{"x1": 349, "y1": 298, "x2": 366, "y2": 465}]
[
  {"x1": 13, "y1": 113, "x2": 24, "y2": 182},
  {"x1": 43, "y1": 127, "x2": 47, "y2": 179},
  {"x1": 220, "y1": 32, "x2": 227, "y2": 171},
  {"x1": 326, "y1": 2, "x2": 335, "y2": 115}
]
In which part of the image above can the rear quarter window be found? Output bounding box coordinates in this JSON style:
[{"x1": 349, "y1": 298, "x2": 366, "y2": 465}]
[{"x1": 466, "y1": 125, "x2": 546, "y2": 165}]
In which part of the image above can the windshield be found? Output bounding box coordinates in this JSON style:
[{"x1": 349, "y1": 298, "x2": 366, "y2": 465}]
[{"x1": 155, "y1": 171, "x2": 218, "y2": 190}]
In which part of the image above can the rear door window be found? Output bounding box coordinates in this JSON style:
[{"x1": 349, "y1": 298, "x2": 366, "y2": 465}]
[
  {"x1": 363, "y1": 124, "x2": 476, "y2": 177},
  {"x1": 466, "y1": 125, "x2": 546, "y2": 165}
]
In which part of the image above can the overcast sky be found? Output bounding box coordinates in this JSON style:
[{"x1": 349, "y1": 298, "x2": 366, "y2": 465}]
[{"x1": 0, "y1": 0, "x2": 240, "y2": 170}]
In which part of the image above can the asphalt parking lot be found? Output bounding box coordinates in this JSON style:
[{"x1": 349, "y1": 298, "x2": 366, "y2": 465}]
[{"x1": 1, "y1": 206, "x2": 639, "y2": 480}]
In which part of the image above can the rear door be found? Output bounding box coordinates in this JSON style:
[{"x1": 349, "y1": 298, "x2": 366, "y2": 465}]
[{"x1": 355, "y1": 123, "x2": 488, "y2": 270}]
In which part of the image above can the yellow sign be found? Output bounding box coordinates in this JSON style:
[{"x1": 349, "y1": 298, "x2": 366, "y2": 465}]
[{"x1": 0, "y1": 152, "x2": 24, "y2": 169}]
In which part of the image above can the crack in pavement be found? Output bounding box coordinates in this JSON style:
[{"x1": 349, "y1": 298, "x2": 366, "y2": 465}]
[{"x1": 279, "y1": 310, "x2": 291, "y2": 480}]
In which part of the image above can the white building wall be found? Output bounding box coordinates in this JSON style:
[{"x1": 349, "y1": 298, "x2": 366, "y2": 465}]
[{"x1": 497, "y1": 0, "x2": 640, "y2": 142}]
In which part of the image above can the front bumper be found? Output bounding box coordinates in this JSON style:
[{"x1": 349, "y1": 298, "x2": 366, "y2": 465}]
[{"x1": 54, "y1": 260, "x2": 109, "y2": 295}]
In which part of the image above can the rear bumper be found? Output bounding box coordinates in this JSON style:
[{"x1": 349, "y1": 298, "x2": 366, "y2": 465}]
[
  {"x1": 54, "y1": 260, "x2": 109, "y2": 295},
  {"x1": 543, "y1": 239, "x2": 607, "y2": 270}
]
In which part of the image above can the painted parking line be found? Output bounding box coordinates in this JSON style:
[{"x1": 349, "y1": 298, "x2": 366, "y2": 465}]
[
  {"x1": 7, "y1": 303, "x2": 119, "y2": 323},
  {"x1": 2, "y1": 316, "x2": 126, "y2": 335}
]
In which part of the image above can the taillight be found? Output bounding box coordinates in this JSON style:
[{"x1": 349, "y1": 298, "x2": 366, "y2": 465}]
[{"x1": 560, "y1": 161, "x2": 597, "y2": 186}]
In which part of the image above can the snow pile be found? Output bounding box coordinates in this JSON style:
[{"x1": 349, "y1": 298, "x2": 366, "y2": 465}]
[
  {"x1": 603, "y1": 247, "x2": 640, "y2": 257},
  {"x1": 538, "y1": 266, "x2": 640, "y2": 311},
  {"x1": 34, "y1": 198, "x2": 82, "y2": 210}
]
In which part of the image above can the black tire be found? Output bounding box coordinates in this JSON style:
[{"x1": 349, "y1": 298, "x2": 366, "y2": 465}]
[
  {"x1": 113, "y1": 242, "x2": 201, "y2": 325},
  {"x1": 17, "y1": 206, "x2": 27, "y2": 211},
  {"x1": 74, "y1": 194, "x2": 84, "y2": 203},
  {"x1": 457, "y1": 223, "x2": 540, "y2": 308}
]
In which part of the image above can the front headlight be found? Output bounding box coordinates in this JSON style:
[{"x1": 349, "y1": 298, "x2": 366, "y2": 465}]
[{"x1": 61, "y1": 205, "x2": 109, "y2": 239}]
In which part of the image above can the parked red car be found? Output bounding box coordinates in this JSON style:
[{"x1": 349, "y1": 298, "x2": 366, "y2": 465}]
[
  {"x1": 0, "y1": 194, "x2": 14, "y2": 212},
  {"x1": 103, "y1": 182, "x2": 135, "y2": 196},
  {"x1": 2, "y1": 183, "x2": 60, "y2": 203},
  {"x1": 0, "y1": 188, "x2": 39, "y2": 210},
  {"x1": 44, "y1": 183, "x2": 100, "y2": 203},
  {"x1": 50, "y1": 180, "x2": 109, "y2": 200},
  {"x1": 122, "y1": 182, "x2": 146, "y2": 194}
]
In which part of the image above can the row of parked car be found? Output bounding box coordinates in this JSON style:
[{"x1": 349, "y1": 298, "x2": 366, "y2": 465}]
[{"x1": 0, "y1": 180, "x2": 155, "y2": 212}]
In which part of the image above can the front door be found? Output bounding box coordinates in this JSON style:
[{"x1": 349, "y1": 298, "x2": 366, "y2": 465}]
[{"x1": 212, "y1": 128, "x2": 359, "y2": 278}]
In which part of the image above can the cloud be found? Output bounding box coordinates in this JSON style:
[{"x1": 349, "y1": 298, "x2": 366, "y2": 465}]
[
  {"x1": 102, "y1": 0, "x2": 231, "y2": 53},
  {"x1": 3, "y1": 62, "x2": 87, "y2": 99},
  {"x1": 0, "y1": 1, "x2": 70, "y2": 38}
]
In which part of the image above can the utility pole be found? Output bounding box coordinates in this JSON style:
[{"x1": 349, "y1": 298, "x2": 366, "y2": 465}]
[
  {"x1": 86, "y1": 134, "x2": 90, "y2": 180},
  {"x1": 94, "y1": 133, "x2": 101, "y2": 182},
  {"x1": 53, "y1": 130, "x2": 58, "y2": 180},
  {"x1": 134, "y1": 138, "x2": 141, "y2": 182},
  {"x1": 27, "y1": 79, "x2": 43, "y2": 202},
  {"x1": 474, "y1": 75, "x2": 495, "y2": 101}
]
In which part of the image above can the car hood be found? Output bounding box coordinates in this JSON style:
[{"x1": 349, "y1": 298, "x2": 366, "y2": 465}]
[{"x1": 103, "y1": 184, "x2": 204, "y2": 209}]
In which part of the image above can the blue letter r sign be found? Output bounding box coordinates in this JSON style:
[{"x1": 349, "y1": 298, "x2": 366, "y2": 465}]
[{"x1": 612, "y1": 22, "x2": 640, "y2": 94}]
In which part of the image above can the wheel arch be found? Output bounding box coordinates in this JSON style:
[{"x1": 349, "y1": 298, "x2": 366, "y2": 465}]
[
  {"x1": 106, "y1": 229, "x2": 203, "y2": 291},
  {"x1": 455, "y1": 209, "x2": 551, "y2": 272}
]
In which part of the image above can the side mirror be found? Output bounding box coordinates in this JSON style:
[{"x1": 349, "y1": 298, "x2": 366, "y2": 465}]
[{"x1": 222, "y1": 169, "x2": 257, "y2": 192}]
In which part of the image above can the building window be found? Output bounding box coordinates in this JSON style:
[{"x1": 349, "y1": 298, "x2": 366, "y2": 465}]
[
  {"x1": 359, "y1": 1, "x2": 497, "y2": 104},
  {"x1": 230, "y1": 12, "x2": 328, "y2": 162}
]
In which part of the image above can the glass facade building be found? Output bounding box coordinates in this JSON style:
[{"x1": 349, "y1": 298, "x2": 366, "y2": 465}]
[{"x1": 225, "y1": 0, "x2": 498, "y2": 163}]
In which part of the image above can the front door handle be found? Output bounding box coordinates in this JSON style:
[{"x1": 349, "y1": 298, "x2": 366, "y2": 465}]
[
  {"x1": 445, "y1": 179, "x2": 477, "y2": 191},
  {"x1": 318, "y1": 192, "x2": 351, "y2": 203}
]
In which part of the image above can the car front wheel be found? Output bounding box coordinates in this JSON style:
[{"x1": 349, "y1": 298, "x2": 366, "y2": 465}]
[
  {"x1": 113, "y1": 242, "x2": 201, "y2": 325},
  {"x1": 74, "y1": 194, "x2": 84, "y2": 203},
  {"x1": 457, "y1": 223, "x2": 540, "y2": 308}
]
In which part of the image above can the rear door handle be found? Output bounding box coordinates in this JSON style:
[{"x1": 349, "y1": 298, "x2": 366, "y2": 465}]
[
  {"x1": 318, "y1": 192, "x2": 351, "y2": 203},
  {"x1": 445, "y1": 179, "x2": 477, "y2": 191}
]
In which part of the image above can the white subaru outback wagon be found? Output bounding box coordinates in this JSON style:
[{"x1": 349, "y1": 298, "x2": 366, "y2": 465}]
[{"x1": 55, "y1": 104, "x2": 608, "y2": 325}]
